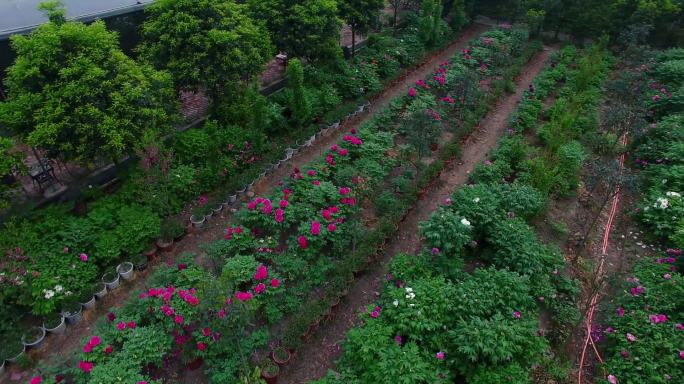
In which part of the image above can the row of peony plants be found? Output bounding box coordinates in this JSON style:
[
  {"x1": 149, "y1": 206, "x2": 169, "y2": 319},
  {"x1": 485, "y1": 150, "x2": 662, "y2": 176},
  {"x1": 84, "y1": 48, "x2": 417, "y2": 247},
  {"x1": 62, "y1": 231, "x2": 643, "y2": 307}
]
[
  {"x1": 18, "y1": 24, "x2": 537, "y2": 383},
  {"x1": 597, "y1": 48, "x2": 684, "y2": 384},
  {"x1": 310, "y1": 44, "x2": 613, "y2": 383}
]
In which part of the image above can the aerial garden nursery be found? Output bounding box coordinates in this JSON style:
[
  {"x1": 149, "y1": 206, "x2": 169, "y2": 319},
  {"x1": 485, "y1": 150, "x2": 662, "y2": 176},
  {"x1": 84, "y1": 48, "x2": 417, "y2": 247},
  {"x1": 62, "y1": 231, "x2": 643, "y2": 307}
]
[{"x1": 0, "y1": 0, "x2": 682, "y2": 383}]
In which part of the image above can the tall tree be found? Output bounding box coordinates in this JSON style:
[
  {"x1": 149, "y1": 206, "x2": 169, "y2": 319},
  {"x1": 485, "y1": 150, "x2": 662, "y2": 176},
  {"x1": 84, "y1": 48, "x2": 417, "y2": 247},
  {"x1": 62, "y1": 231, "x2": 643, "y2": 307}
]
[
  {"x1": 449, "y1": 0, "x2": 469, "y2": 31},
  {"x1": 0, "y1": 2, "x2": 177, "y2": 165},
  {"x1": 139, "y1": 0, "x2": 273, "y2": 98},
  {"x1": 247, "y1": 0, "x2": 342, "y2": 62},
  {"x1": 339, "y1": 0, "x2": 385, "y2": 56}
]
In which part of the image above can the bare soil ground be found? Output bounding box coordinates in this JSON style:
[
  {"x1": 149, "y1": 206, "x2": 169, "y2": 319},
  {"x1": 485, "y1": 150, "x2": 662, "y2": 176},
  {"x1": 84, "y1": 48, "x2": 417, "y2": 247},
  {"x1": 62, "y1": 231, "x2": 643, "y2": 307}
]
[{"x1": 277, "y1": 47, "x2": 556, "y2": 384}]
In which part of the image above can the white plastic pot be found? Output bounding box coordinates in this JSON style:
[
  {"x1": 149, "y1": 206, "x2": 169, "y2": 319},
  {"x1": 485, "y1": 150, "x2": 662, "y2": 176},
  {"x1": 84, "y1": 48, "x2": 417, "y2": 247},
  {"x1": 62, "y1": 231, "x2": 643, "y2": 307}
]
[
  {"x1": 63, "y1": 304, "x2": 83, "y2": 324},
  {"x1": 81, "y1": 295, "x2": 96, "y2": 310},
  {"x1": 6, "y1": 343, "x2": 25, "y2": 363},
  {"x1": 22, "y1": 326, "x2": 46, "y2": 348},
  {"x1": 190, "y1": 215, "x2": 206, "y2": 228},
  {"x1": 94, "y1": 283, "x2": 108, "y2": 299},
  {"x1": 44, "y1": 315, "x2": 66, "y2": 334},
  {"x1": 117, "y1": 262, "x2": 134, "y2": 280},
  {"x1": 102, "y1": 272, "x2": 121, "y2": 290}
]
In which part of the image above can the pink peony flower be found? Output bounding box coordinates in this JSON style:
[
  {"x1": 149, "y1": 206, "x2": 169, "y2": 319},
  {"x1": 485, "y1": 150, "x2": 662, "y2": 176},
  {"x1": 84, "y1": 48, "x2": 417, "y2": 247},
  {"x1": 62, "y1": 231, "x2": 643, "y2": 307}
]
[
  {"x1": 202, "y1": 327, "x2": 211, "y2": 337},
  {"x1": 327, "y1": 223, "x2": 337, "y2": 232},
  {"x1": 307, "y1": 170, "x2": 316, "y2": 176},
  {"x1": 174, "y1": 315, "x2": 184, "y2": 325},
  {"x1": 254, "y1": 283, "x2": 266, "y2": 294},
  {"x1": 104, "y1": 345, "x2": 113, "y2": 354},
  {"x1": 370, "y1": 310, "x2": 379, "y2": 318},
  {"x1": 680, "y1": 350, "x2": 684, "y2": 359},
  {"x1": 408, "y1": 87, "x2": 417, "y2": 97},
  {"x1": 436, "y1": 351, "x2": 445, "y2": 360},
  {"x1": 280, "y1": 200, "x2": 288, "y2": 208},
  {"x1": 298, "y1": 235, "x2": 308, "y2": 250},
  {"x1": 79, "y1": 253, "x2": 88, "y2": 262},
  {"x1": 84, "y1": 343, "x2": 93, "y2": 353},
  {"x1": 513, "y1": 311, "x2": 521, "y2": 319},
  {"x1": 218, "y1": 309, "x2": 226, "y2": 319},
  {"x1": 313, "y1": 180, "x2": 321, "y2": 186},
  {"x1": 395, "y1": 335, "x2": 402, "y2": 345},
  {"x1": 311, "y1": 221, "x2": 321, "y2": 235},
  {"x1": 30, "y1": 377, "x2": 42, "y2": 384},
  {"x1": 107, "y1": 312, "x2": 116, "y2": 322},
  {"x1": 254, "y1": 265, "x2": 268, "y2": 280},
  {"x1": 626, "y1": 333, "x2": 636, "y2": 342},
  {"x1": 663, "y1": 273, "x2": 672, "y2": 280},
  {"x1": 676, "y1": 323, "x2": 684, "y2": 330},
  {"x1": 78, "y1": 361, "x2": 94, "y2": 373},
  {"x1": 89, "y1": 336, "x2": 101, "y2": 347},
  {"x1": 621, "y1": 349, "x2": 630, "y2": 358},
  {"x1": 248, "y1": 201, "x2": 257, "y2": 210},
  {"x1": 431, "y1": 247, "x2": 440, "y2": 255},
  {"x1": 116, "y1": 321, "x2": 126, "y2": 330},
  {"x1": 270, "y1": 278, "x2": 280, "y2": 288},
  {"x1": 127, "y1": 321, "x2": 136, "y2": 329},
  {"x1": 235, "y1": 291, "x2": 253, "y2": 302},
  {"x1": 338, "y1": 148, "x2": 348, "y2": 156},
  {"x1": 617, "y1": 307, "x2": 624, "y2": 317},
  {"x1": 197, "y1": 342, "x2": 207, "y2": 351},
  {"x1": 607, "y1": 374, "x2": 618, "y2": 384},
  {"x1": 339, "y1": 187, "x2": 351, "y2": 195}
]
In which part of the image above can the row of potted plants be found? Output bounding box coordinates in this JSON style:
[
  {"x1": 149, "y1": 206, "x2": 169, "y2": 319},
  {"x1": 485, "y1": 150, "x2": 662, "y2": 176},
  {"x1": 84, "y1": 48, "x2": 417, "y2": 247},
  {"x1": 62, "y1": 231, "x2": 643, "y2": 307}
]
[
  {"x1": 189, "y1": 102, "x2": 372, "y2": 229},
  {"x1": 0, "y1": 260, "x2": 140, "y2": 373}
]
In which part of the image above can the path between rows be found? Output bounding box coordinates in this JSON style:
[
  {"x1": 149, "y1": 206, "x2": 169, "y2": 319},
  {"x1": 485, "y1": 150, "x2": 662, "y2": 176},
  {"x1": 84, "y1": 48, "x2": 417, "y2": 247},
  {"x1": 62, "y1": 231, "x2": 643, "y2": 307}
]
[
  {"x1": 278, "y1": 46, "x2": 556, "y2": 384},
  {"x1": 4, "y1": 23, "x2": 490, "y2": 383}
]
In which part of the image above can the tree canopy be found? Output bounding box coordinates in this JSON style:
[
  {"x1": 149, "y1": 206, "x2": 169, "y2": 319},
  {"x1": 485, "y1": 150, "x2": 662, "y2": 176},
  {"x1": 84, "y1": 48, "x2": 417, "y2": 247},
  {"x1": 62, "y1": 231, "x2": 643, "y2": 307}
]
[
  {"x1": 139, "y1": 0, "x2": 273, "y2": 96},
  {"x1": 339, "y1": 0, "x2": 385, "y2": 54},
  {"x1": 247, "y1": 0, "x2": 342, "y2": 62},
  {"x1": 0, "y1": 14, "x2": 177, "y2": 164}
]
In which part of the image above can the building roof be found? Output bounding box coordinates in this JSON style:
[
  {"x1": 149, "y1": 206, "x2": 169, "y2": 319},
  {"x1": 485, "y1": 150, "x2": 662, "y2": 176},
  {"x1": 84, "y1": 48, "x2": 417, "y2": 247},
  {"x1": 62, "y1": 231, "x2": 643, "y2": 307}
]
[{"x1": 0, "y1": 0, "x2": 154, "y2": 40}]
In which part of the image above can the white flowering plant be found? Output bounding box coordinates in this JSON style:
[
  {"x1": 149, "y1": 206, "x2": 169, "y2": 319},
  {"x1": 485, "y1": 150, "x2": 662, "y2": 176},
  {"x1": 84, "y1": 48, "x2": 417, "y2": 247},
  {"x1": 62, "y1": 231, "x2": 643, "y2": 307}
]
[
  {"x1": 638, "y1": 189, "x2": 683, "y2": 242},
  {"x1": 419, "y1": 207, "x2": 473, "y2": 258}
]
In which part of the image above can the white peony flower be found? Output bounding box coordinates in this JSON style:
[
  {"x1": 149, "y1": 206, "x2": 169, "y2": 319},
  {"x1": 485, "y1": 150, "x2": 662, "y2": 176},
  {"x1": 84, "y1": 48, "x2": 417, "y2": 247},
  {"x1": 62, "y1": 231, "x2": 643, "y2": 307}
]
[
  {"x1": 393, "y1": 300, "x2": 399, "y2": 307},
  {"x1": 654, "y1": 197, "x2": 669, "y2": 209},
  {"x1": 473, "y1": 197, "x2": 480, "y2": 203},
  {"x1": 54, "y1": 285, "x2": 64, "y2": 292},
  {"x1": 44, "y1": 290, "x2": 55, "y2": 299},
  {"x1": 461, "y1": 218, "x2": 471, "y2": 226},
  {"x1": 666, "y1": 191, "x2": 681, "y2": 197}
]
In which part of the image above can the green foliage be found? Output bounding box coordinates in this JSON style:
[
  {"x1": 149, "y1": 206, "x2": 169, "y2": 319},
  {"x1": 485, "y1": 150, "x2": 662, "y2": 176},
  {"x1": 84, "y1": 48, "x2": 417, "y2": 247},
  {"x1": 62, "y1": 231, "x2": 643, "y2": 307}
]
[
  {"x1": 418, "y1": 0, "x2": 448, "y2": 47},
  {"x1": 247, "y1": 0, "x2": 341, "y2": 62},
  {"x1": 600, "y1": 260, "x2": 684, "y2": 384},
  {"x1": 449, "y1": 0, "x2": 469, "y2": 31},
  {"x1": 285, "y1": 58, "x2": 311, "y2": 127},
  {"x1": 419, "y1": 207, "x2": 473, "y2": 257},
  {"x1": 140, "y1": 0, "x2": 273, "y2": 96},
  {"x1": 0, "y1": 19, "x2": 177, "y2": 164},
  {"x1": 552, "y1": 140, "x2": 586, "y2": 196},
  {"x1": 485, "y1": 217, "x2": 563, "y2": 279}
]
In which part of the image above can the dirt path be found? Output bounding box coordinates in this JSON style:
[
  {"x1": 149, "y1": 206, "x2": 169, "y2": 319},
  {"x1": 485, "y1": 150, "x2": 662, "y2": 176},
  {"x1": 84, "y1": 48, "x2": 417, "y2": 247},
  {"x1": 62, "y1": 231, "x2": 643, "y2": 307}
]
[
  {"x1": 2, "y1": 23, "x2": 491, "y2": 383},
  {"x1": 277, "y1": 47, "x2": 556, "y2": 383}
]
